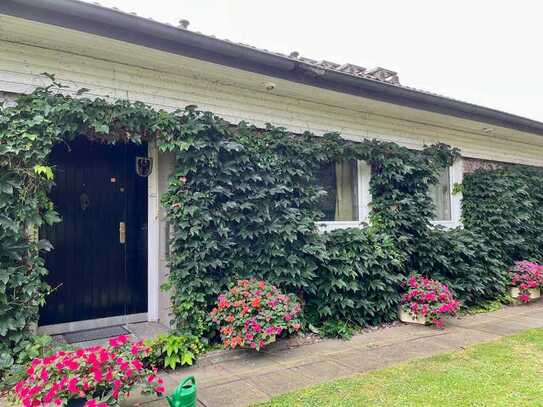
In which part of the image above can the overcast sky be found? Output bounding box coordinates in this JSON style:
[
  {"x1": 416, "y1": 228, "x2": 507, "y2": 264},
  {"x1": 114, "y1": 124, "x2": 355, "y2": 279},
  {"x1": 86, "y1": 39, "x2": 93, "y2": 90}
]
[{"x1": 86, "y1": 0, "x2": 543, "y2": 121}]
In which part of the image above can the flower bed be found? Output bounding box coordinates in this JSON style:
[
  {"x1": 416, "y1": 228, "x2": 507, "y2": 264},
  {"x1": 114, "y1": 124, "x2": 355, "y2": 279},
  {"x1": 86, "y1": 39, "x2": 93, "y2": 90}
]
[
  {"x1": 11, "y1": 335, "x2": 164, "y2": 407},
  {"x1": 211, "y1": 279, "x2": 302, "y2": 350},
  {"x1": 509, "y1": 261, "x2": 543, "y2": 303},
  {"x1": 400, "y1": 275, "x2": 460, "y2": 328}
]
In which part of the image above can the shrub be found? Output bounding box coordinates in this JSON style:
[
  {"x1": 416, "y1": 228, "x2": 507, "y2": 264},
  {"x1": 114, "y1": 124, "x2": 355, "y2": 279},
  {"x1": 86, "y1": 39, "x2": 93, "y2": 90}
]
[
  {"x1": 401, "y1": 275, "x2": 460, "y2": 328},
  {"x1": 210, "y1": 279, "x2": 302, "y2": 350},
  {"x1": 144, "y1": 333, "x2": 204, "y2": 370},
  {"x1": 11, "y1": 335, "x2": 164, "y2": 406},
  {"x1": 309, "y1": 228, "x2": 405, "y2": 326},
  {"x1": 509, "y1": 261, "x2": 543, "y2": 302}
]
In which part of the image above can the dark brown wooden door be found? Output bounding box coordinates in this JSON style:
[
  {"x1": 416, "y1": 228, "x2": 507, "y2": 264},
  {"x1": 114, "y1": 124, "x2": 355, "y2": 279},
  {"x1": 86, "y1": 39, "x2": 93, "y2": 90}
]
[{"x1": 40, "y1": 137, "x2": 148, "y2": 325}]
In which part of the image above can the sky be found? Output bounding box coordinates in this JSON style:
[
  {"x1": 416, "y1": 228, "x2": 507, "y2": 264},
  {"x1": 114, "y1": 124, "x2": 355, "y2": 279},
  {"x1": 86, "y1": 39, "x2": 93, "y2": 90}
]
[{"x1": 85, "y1": 0, "x2": 543, "y2": 121}]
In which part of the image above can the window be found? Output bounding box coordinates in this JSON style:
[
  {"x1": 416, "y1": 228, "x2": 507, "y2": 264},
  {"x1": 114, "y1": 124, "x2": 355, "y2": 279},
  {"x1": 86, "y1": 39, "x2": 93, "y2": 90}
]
[
  {"x1": 429, "y1": 167, "x2": 452, "y2": 221},
  {"x1": 315, "y1": 160, "x2": 371, "y2": 232},
  {"x1": 429, "y1": 159, "x2": 464, "y2": 228},
  {"x1": 316, "y1": 160, "x2": 359, "y2": 221}
]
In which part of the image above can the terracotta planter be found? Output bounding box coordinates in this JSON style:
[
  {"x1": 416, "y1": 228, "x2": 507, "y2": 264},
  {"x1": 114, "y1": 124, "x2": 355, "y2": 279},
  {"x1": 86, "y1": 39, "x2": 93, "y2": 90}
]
[
  {"x1": 398, "y1": 308, "x2": 428, "y2": 325},
  {"x1": 510, "y1": 287, "x2": 541, "y2": 302}
]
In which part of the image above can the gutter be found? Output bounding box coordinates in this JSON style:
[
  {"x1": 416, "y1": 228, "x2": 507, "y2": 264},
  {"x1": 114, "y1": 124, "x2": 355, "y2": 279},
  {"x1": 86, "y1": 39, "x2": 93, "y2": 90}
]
[{"x1": 2, "y1": 0, "x2": 543, "y2": 136}]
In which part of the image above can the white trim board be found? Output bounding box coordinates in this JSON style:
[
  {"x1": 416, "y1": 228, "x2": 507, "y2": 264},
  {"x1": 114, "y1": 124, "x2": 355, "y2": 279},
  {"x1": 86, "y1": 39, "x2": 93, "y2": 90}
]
[{"x1": 147, "y1": 141, "x2": 160, "y2": 322}]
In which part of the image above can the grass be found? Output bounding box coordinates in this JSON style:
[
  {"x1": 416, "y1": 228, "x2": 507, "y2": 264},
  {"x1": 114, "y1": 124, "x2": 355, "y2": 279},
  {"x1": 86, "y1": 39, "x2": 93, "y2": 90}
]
[{"x1": 256, "y1": 328, "x2": 543, "y2": 407}]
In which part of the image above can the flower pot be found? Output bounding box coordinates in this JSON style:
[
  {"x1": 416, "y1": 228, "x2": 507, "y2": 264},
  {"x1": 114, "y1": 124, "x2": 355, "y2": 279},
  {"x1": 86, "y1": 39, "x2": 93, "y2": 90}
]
[
  {"x1": 67, "y1": 398, "x2": 87, "y2": 407},
  {"x1": 510, "y1": 287, "x2": 541, "y2": 302},
  {"x1": 398, "y1": 308, "x2": 428, "y2": 325}
]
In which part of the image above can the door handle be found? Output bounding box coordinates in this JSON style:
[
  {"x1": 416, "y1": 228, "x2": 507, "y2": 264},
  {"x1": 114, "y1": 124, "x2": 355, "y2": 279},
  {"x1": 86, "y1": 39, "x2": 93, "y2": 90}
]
[{"x1": 119, "y1": 222, "x2": 126, "y2": 244}]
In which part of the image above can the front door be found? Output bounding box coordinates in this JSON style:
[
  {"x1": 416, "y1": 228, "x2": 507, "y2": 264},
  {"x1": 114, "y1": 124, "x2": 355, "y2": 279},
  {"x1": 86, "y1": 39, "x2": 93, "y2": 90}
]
[{"x1": 40, "y1": 137, "x2": 148, "y2": 326}]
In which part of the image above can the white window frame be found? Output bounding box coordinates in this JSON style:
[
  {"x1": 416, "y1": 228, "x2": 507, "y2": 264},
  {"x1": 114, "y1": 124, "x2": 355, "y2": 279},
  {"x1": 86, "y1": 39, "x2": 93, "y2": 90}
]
[
  {"x1": 317, "y1": 158, "x2": 463, "y2": 233},
  {"x1": 430, "y1": 158, "x2": 463, "y2": 229},
  {"x1": 317, "y1": 160, "x2": 371, "y2": 233}
]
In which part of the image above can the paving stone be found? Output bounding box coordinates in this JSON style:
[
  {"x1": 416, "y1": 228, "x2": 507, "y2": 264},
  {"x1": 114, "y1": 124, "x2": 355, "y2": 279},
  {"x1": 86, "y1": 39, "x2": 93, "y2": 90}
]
[
  {"x1": 430, "y1": 327, "x2": 502, "y2": 349},
  {"x1": 246, "y1": 368, "x2": 315, "y2": 396},
  {"x1": 470, "y1": 319, "x2": 534, "y2": 336},
  {"x1": 219, "y1": 352, "x2": 283, "y2": 377},
  {"x1": 448, "y1": 313, "x2": 503, "y2": 328},
  {"x1": 348, "y1": 323, "x2": 445, "y2": 350},
  {"x1": 371, "y1": 336, "x2": 450, "y2": 365},
  {"x1": 125, "y1": 322, "x2": 169, "y2": 340},
  {"x1": 197, "y1": 379, "x2": 269, "y2": 407},
  {"x1": 509, "y1": 314, "x2": 543, "y2": 327},
  {"x1": 265, "y1": 344, "x2": 325, "y2": 368},
  {"x1": 168, "y1": 364, "x2": 239, "y2": 389},
  {"x1": 327, "y1": 348, "x2": 389, "y2": 372},
  {"x1": 290, "y1": 360, "x2": 356, "y2": 383}
]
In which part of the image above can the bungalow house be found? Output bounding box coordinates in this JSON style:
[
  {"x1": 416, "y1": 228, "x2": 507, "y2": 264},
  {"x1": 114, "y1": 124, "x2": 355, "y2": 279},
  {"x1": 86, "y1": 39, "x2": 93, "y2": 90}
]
[{"x1": 1, "y1": 0, "x2": 543, "y2": 335}]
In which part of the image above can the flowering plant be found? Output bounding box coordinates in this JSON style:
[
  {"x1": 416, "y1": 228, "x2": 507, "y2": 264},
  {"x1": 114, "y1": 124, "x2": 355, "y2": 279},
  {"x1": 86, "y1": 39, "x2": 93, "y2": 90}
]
[
  {"x1": 401, "y1": 275, "x2": 460, "y2": 328},
  {"x1": 210, "y1": 279, "x2": 302, "y2": 351},
  {"x1": 509, "y1": 261, "x2": 543, "y2": 302},
  {"x1": 11, "y1": 335, "x2": 165, "y2": 407}
]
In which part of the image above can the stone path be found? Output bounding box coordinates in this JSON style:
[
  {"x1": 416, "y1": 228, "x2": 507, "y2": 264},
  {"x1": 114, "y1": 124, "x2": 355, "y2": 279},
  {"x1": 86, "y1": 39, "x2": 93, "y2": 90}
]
[{"x1": 127, "y1": 301, "x2": 543, "y2": 407}]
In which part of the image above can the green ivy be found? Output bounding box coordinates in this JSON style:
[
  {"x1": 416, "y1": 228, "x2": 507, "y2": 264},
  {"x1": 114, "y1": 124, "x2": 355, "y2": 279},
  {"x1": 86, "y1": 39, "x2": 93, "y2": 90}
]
[
  {"x1": 2, "y1": 78, "x2": 541, "y2": 378},
  {"x1": 462, "y1": 165, "x2": 543, "y2": 265},
  {"x1": 310, "y1": 228, "x2": 404, "y2": 326}
]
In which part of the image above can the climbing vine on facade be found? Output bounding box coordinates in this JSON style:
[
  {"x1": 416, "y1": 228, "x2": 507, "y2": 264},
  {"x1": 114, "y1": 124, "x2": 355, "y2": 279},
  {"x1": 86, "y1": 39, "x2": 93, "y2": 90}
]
[{"x1": 2, "y1": 78, "x2": 541, "y2": 378}]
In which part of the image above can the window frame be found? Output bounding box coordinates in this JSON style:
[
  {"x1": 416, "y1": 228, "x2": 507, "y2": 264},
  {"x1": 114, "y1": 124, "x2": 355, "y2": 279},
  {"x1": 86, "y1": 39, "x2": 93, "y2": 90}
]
[
  {"x1": 429, "y1": 158, "x2": 463, "y2": 229},
  {"x1": 317, "y1": 160, "x2": 371, "y2": 232},
  {"x1": 316, "y1": 158, "x2": 463, "y2": 232}
]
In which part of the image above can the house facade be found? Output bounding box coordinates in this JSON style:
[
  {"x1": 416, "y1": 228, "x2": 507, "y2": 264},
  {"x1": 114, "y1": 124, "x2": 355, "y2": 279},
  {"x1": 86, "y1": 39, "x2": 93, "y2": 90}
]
[{"x1": 1, "y1": 0, "x2": 543, "y2": 334}]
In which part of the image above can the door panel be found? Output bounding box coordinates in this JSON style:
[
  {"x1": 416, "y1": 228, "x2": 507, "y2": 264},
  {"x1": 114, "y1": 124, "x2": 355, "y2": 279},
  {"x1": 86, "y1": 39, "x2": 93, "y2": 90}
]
[{"x1": 40, "y1": 137, "x2": 148, "y2": 326}]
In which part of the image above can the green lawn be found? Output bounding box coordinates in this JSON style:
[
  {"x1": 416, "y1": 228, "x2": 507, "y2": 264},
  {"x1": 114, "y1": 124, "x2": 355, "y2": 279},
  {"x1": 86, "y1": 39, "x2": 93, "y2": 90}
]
[{"x1": 257, "y1": 329, "x2": 543, "y2": 407}]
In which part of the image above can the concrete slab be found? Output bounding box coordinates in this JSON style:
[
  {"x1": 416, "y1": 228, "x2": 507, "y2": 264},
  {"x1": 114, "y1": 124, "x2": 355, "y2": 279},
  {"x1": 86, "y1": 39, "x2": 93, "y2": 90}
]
[
  {"x1": 219, "y1": 353, "x2": 283, "y2": 378},
  {"x1": 167, "y1": 364, "x2": 239, "y2": 389},
  {"x1": 126, "y1": 322, "x2": 169, "y2": 340},
  {"x1": 246, "y1": 368, "x2": 315, "y2": 396},
  {"x1": 290, "y1": 360, "x2": 356, "y2": 383},
  {"x1": 197, "y1": 379, "x2": 269, "y2": 407},
  {"x1": 327, "y1": 348, "x2": 389, "y2": 372},
  {"x1": 430, "y1": 327, "x2": 502, "y2": 349},
  {"x1": 470, "y1": 319, "x2": 536, "y2": 336}
]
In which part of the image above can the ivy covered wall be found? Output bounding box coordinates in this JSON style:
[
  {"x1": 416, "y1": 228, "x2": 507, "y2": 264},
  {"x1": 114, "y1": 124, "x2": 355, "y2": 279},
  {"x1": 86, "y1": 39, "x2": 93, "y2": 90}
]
[{"x1": 1, "y1": 82, "x2": 543, "y2": 375}]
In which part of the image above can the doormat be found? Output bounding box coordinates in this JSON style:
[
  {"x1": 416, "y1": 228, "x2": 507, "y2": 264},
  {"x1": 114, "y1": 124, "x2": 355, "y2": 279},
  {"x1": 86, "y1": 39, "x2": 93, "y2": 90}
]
[{"x1": 62, "y1": 325, "x2": 129, "y2": 344}]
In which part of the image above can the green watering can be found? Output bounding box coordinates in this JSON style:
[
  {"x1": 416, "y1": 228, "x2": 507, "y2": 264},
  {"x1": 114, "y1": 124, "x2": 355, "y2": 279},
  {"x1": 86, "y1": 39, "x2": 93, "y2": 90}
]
[{"x1": 166, "y1": 375, "x2": 197, "y2": 407}]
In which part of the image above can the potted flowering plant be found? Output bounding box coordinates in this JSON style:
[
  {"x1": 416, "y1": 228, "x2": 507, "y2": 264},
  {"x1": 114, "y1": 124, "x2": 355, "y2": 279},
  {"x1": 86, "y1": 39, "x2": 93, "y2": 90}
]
[
  {"x1": 11, "y1": 335, "x2": 165, "y2": 407},
  {"x1": 210, "y1": 279, "x2": 302, "y2": 351},
  {"x1": 509, "y1": 261, "x2": 543, "y2": 303},
  {"x1": 399, "y1": 275, "x2": 460, "y2": 328}
]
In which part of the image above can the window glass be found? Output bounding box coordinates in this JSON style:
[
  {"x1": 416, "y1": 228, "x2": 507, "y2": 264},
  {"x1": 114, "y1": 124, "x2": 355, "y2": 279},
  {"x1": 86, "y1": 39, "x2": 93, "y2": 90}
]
[
  {"x1": 429, "y1": 167, "x2": 451, "y2": 221},
  {"x1": 316, "y1": 160, "x2": 358, "y2": 221}
]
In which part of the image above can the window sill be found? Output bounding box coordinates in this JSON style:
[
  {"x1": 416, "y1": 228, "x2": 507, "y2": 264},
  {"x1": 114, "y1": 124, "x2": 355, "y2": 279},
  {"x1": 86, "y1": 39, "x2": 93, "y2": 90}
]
[{"x1": 317, "y1": 221, "x2": 368, "y2": 233}]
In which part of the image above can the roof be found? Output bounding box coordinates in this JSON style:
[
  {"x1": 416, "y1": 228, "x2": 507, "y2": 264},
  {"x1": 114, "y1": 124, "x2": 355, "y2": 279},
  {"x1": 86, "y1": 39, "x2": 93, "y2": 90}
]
[{"x1": 2, "y1": 0, "x2": 543, "y2": 136}]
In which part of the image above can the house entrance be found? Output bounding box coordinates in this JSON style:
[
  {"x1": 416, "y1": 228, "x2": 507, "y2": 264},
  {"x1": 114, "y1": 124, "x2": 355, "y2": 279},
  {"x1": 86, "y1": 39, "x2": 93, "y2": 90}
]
[{"x1": 39, "y1": 137, "x2": 148, "y2": 327}]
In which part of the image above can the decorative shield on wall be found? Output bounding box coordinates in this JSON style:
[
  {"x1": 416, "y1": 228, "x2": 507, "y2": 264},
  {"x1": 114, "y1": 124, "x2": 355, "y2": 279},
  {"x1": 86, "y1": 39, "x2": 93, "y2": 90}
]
[{"x1": 136, "y1": 157, "x2": 153, "y2": 177}]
